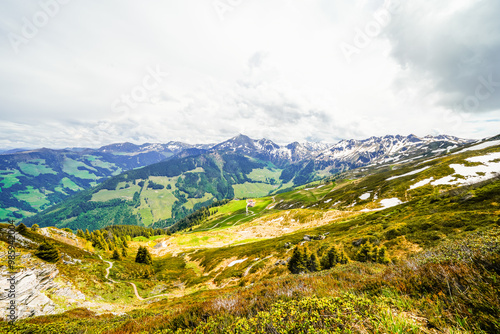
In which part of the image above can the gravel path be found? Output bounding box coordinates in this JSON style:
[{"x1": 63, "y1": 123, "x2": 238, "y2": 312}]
[{"x1": 99, "y1": 254, "x2": 144, "y2": 300}]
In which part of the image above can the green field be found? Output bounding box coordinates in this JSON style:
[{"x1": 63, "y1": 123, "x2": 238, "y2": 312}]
[
  {"x1": 0, "y1": 169, "x2": 22, "y2": 188},
  {"x1": 13, "y1": 186, "x2": 50, "y2": 210},
  {"x1": 148, "y1": 175, "x2": 179, "y2": 189},
  {"x1": 184, "y1": 193, "x2": 214, "y2": 210},
  {"x1": 85, "y1": 155, "x2": 122, "y2": 174},
  {"x1": 194, "y1": 197, "x2": 273, "y2": 231},
  {"x1": 233, "y1": 182, "x2": 279, "y2": 198},
  {"x1": 60, "y1": 177, "x2": 84, "y2": 192},
  {"x1": 247, "y1": 167, "x2": 282, "y2": 182},
  {"x1": 18, "y1": 159, "x2": 57, "y2": 177},
  {"x1": 92, "y1": 182, "x2": 141, "y2": 202},
  {"x1": 62, "y1": 158, "x2": 98, "y2": 180}
]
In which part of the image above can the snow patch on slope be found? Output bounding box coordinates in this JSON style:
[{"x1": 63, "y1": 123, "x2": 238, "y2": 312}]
[
  {"x1": 432, "y1": 152, "x2": 500, "y2": 186},
  {"x1": 409, "y1": 178, "x2": 434, "y2": 190},
  {"x1": 387, "y1": 166, "x2": 430, "y2": 181},
  {"x1": 228, "y1": 258, "x2": 247, "y2": 267},
  {"x1": 359, "y1": 192, "x2": 371, "y2": 200},
  {"x1": 453, "y1": 140, "x2": 500, "y2": 154}
]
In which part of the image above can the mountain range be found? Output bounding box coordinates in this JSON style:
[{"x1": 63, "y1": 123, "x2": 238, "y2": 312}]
[
  {"x1": 1, "y1": 134, "x2": 499, "y2": 333},
  {"x1": 5, "y1": 134, "x2": 475, "y2": 231}
]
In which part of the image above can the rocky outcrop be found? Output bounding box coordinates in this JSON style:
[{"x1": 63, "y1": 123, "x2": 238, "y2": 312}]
[
  {"x1": 0, "y1": 258, "x2": 86, "y2": 319},
  {"x1": 0, "y1": 229, "x2": 38, "y2": 248}
]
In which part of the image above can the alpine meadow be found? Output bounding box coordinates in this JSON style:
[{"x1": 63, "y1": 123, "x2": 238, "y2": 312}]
[{"x1": 1, "y1": 1, "x2": 500, "y2": 333}]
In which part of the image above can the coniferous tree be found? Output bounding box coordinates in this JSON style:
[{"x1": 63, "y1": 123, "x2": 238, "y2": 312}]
[
  {"x1": 355, "y1": 242, "x2": 375, "y2": 262},
  {"x1": 135, "y1": 246, "x2": 145, "y2": 263},
  {"x1": 34, "y1": 241, "x2": 60, "y2": 263},
  {"x1": 85, "y1": 229, "x2": 91, "y2": 240},
  {"x1": 321, "y1": 246, "x2": 349, "y2": 269},
  {"x1": 121, "y1": 247, "x2": 127, "y2": 258},
  {"x1": 354, "y1": 242, "x2": 390, "y2": 263},
  {"x1": 107, "y1": 239, "x2": 114, "y2": 251},
  {"x1": 31, "y1": 224, "x2": 39, "y2": 232},
  {"x1": 338, "y1": 250, "x2": 349, "y2": 265},
  {"x1": 143, "y1": 247, "x2": 153, "y2": 265},
  {"x1": 376, "y1": 246, "x2": 390, "y2": 264},
  {"x1": 288, "y1": 246, "x2": 308, "y2": 274},
  {"x1": 135, "y1": 246, "x2": 153, "y2": 265},
  {"x1": 17, "y1": 223, "x2": 28, "y2": 234},
  {"x1": 115, "y1": 236, "x2": 123, "y2": 249},
  {"x1": 112, "y1": 249, "x2": 122, "y2": 260},
  {"x1": 308, "y1": 252, "x2": 321, "y2": 272},
  {"x1": 76, "y1": 229, "x2": 85, "y2": 238}
]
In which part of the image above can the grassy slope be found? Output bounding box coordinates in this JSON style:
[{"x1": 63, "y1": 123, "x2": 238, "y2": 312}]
[{"x1": 3, "y1": 143, "x2": 500, "y2": 333}]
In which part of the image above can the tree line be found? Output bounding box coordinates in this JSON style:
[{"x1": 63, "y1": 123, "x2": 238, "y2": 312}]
[{"x1": 288, "y1": 242, "x2": 390, "y2": 274}]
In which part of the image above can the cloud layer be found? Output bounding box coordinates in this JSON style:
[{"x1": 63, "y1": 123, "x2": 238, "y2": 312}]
[{"x1": 0, "y1": 0, "x2": 499, "y2": 149}]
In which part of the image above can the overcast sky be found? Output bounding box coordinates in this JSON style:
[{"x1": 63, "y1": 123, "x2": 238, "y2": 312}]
[{"x1": 0, "y1": 0, "x2": 499, "y2": 148}]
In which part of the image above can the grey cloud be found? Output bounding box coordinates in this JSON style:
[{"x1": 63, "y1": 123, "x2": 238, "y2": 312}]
[
  {"x1": 248, "y1": 51, "x2": 269, "y2": 70},
  {"x1": 385, "y1": 0, "x2": 500, "y2": 113}
]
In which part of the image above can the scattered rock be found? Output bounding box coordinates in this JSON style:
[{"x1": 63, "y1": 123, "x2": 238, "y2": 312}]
[
  {"x1": 0, "y1": 229, "x2": 38, "y2": 248},
  {"x1": 154, "y1": 241, "x2": 166, "y2": 249},
  {"x1": 0, "y1": 260, "x2": 87, "y2": 319},
  {"x1": 111, "y1": 312, "x2": 127, "y2": 317},
  {"x1": 352, "y1": 238, "x2": 367, "y2": 246},
  {"x1": 61, "y1": 254, "x2": 82, "y2": 265},
  {"x1": 303, "y1": 235, "x2": 311, "y2": 242},
  {"x1": 274, "y1": 260, "x2": 287, "y2": 266}
]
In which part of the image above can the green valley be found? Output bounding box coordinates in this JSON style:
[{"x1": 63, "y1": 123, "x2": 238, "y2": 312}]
[{"x1": 2, "y1": 138, "x2": 500, "y2": 333}]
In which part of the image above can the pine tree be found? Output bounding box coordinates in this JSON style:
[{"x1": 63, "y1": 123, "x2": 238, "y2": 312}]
[
  {"x1": 355, "y1": 242, "x2": 375, "y2": 262},
  {"x1": 308, "y1": 253, "x2": 321, "y2": 272},
  {"x1": 376, "y1": 246, "x2": 390, "y2": 264},
  {"x1": 107, "y1": 239, "x2": 114, "y2": 251},
  {"x1": 338, "y1": 250, "x2": 349, "y2": 264},
  {"x1": 17, "y1": 223, "x2": 28, "y2": 234},
  {"x1": 322, "y1": 246, "x2": 350, "y2": 269},
  {"x1": 288, "y1": 246, "x2": 308, "y2": 274},
  {"x1": 34, "y1": 241, "x2": 60, "y2": 263},
  {"x1": 121, "y1": 247, "x2": 127, "y2": 258},
  {"x1": 112, "y1": 249, "x2": 122, "y2": 260},
  {"x1": 143, "y1": 247, "x2": 153, "y2": 265},
  {"x1": 135, "y1": 246, "x2": 145, "y2": 263},
  {"x1": 135, "y1": 246, "x2": 153, "y2": 265},
  {"x1": 31, "y1": 224, "x2": 39, "y2": 232},
  {"x1": 322, "y1": 246, "x2": 338, "y2": 269},
  {"x1": 85, "y1": 229, "x2": 91, "y2": 240},
  {"x1": 76, "y1": 229, "x2": 85, "y2": 238},
  {"x1": 115, "y1": 236, "x2": 123, "y2": 249}
]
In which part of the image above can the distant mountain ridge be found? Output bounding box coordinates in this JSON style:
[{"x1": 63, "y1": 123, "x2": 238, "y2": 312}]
[{"x1": 1, "y1": 134, "x2": 474, "y2": 222}]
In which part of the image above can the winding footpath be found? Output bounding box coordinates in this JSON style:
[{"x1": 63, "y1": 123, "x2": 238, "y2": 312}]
[
  {"x1": 243, "y1": 255, "x2": 272, "y2": 277},
  {"x1": 266, "y1": 196, "x2": 276, "y2": 209},
  {"x1": 232, "y1": 210, "x2": 256, "y2": 226},
  {"x1": 98, "y1": 254, "x2": 144, "y2": 300}
]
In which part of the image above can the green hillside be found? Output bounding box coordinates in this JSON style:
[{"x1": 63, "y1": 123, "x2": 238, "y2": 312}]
[
  {"x1": 22, "y1": 152, "x2": 301, "y2": 231},
  {"x1": 2, "y1": 140, "x2": 500, "y2": 333},
  {"x1": 0, "y1": 149, "x2": 172, "y2": 222}
]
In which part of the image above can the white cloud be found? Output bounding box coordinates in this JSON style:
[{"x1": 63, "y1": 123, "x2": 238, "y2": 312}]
[{"x1": 0, "y1": 0, "x2": 498, "y2": 149}]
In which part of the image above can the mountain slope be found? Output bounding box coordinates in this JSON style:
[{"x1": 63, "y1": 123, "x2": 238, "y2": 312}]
[
  {"x1": 18, "y1": 134, "x2": 475, "y2": 230},
  {"x1": 2, "y1": 135, "x2": 499, "y2": 333},
  {"x1": 0, "y1": 141, "x2": 210, "y2": 221},
  {"x1": 21, "y1": 152, "x2": 291, "y2": 231}
]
